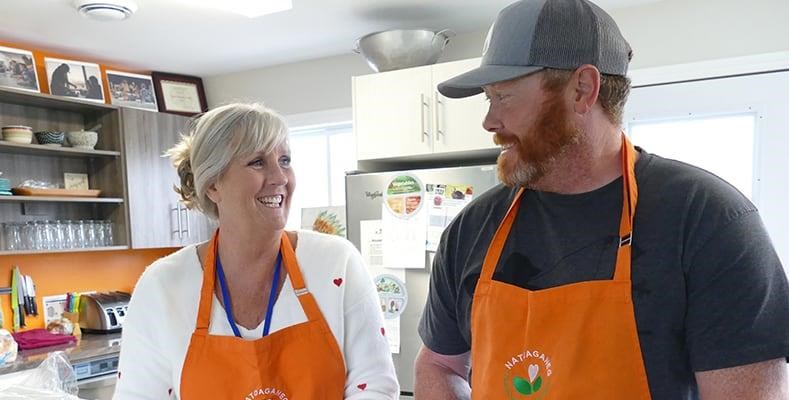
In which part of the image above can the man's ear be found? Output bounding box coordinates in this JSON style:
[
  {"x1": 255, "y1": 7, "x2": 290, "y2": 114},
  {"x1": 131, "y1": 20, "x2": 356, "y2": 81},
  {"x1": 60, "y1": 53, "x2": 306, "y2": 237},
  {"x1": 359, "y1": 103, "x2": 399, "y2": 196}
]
[{"x1": 571, "y1": 64, "x2": 601, "y2": 115}]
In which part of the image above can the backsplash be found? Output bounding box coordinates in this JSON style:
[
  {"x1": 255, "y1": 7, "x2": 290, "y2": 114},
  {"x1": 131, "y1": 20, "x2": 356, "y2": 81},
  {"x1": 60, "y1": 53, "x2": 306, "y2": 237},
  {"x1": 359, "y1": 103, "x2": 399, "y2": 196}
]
[{"x1": 0, "y1": 248, "x2": 177, "y2": 331}]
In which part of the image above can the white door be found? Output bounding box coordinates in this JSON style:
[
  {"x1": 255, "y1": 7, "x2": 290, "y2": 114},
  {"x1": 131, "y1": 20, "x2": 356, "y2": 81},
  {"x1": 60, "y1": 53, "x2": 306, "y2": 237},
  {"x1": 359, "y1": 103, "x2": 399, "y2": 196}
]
[
  {"x1": 353, "y1": 66, "x2": 433, "y2": 160},
  {"x1": 623, "y1": 71, "x2": 789, "y2": 265},
  {"x1": 431, "y1": 58, "x2": 497, "y2": 154}
]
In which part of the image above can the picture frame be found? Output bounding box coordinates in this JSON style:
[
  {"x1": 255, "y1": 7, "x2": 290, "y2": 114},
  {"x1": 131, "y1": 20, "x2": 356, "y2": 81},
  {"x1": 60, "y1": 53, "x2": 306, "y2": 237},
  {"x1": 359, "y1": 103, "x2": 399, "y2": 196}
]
[
  {"x1": 0, "y1": 45, "x2": 40, "y2": 93},
  {"x1": 44, "y1": 57, "x2": 105, "y2": 103},
  {"x1": 105, "y1": 70, "x2": 158, "y2": 111},
  {"x1": 64, "y1": 173, "x2": 89, "y2": 190},
  {"x1": 151, "y1": 71, "x2": 208, "y2": 116}
]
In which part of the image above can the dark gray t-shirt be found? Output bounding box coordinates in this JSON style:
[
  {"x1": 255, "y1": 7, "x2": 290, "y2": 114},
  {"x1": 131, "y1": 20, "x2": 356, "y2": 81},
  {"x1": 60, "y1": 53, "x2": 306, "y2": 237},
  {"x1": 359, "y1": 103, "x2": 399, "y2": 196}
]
[{"x1": 418, "y1": 149, "x2": 789, "y2": 399}]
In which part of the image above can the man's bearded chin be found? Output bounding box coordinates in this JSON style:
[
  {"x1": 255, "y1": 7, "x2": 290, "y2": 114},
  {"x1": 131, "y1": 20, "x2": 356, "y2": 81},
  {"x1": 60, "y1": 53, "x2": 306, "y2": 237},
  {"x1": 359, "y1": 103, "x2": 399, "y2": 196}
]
[{"x1": 496, "y1": 94, "x2": 581, "y2": 188}]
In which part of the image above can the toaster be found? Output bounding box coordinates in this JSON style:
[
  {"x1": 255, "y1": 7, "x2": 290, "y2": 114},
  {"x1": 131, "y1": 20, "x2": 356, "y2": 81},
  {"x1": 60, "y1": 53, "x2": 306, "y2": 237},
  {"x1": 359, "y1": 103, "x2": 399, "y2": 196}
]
[{"x1": 78, "y1": 291, "x2": 131, "y2": 333}]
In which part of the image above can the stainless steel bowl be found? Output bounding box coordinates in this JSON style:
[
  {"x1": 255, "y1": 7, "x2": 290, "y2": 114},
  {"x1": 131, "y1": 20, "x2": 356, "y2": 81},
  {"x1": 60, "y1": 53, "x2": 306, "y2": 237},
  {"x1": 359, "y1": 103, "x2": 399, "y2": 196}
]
[{"x1": 354, "y1": 29, "x2": 455, "y2": 73}]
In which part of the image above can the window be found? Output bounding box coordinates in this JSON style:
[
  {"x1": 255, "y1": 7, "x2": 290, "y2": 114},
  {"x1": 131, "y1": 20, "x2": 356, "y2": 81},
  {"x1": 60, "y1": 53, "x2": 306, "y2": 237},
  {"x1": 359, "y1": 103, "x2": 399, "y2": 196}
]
[
  {"x1": 628, "y1": 113, "x2": 756, "y2": 199},
  {"x1": 286, "y1": 122, "x2": 355, "y2": 229}
]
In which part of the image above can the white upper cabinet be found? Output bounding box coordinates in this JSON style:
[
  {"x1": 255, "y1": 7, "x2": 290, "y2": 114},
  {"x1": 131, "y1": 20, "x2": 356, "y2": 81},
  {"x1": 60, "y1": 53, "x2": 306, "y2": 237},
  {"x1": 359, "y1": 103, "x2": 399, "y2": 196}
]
[
  {"x1": 431, "y1": 58, "x2": 496, "y2": 154},
  {"x1": 353, "y1": 65, "x2": 433, "y2": 160},
  {"x1": 353, "y1": 58, "x2": 496, "y2": 162}
]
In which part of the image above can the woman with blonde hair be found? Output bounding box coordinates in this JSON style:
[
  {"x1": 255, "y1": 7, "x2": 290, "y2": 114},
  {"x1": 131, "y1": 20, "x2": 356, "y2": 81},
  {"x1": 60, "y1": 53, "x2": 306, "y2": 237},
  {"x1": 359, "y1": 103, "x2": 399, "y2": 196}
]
[{"x1": 115, "y1": 103, "x2": 399, "y2": 399}]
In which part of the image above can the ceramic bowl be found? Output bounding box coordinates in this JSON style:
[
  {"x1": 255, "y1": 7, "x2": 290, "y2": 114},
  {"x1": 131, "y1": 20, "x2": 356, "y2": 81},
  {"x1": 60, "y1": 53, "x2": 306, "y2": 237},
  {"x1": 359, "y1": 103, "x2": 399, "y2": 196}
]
[
  {"x1": 34, "y1": 130, "x2": 66, "y2": 147},
  {"x1": 1, "y1": 125, "x2": 33, "y2": 144},
  {"x1": 66, "y1": 130, "x2": 99, "y2": 149}
]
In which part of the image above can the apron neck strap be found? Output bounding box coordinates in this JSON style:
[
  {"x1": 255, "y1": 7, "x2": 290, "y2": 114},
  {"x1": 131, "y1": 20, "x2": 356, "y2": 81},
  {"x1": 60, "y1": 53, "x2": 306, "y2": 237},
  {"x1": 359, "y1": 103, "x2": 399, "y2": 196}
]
[
  {"x1": 279, "y1": 233, "x2": 324, "y2": 322},
  {"x1": 613, "y1": 135, "x2": 638, "y2": 281},
  {"x1": 479, "y1": 134, "x2": 639, "y2": 284},
  {"x1": 196, "y1": 232, "x2": 220, "y2": 332},
  {"x1": 196, "y1": 231, "x2": 323, "y2": 333}
]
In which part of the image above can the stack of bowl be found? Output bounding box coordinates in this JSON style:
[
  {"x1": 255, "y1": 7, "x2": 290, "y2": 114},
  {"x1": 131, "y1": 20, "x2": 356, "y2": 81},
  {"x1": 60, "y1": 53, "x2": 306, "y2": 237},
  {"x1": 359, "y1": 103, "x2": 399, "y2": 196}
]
[
  {"x1": 1, "y1": 126, "x2": 33, "y2": 144},
  {"x1": 34, "y1": 130, "x2": 66, "y2": 147},
  {"x1": 0, "y1": 178, "x2": 11, "y2": 195}
]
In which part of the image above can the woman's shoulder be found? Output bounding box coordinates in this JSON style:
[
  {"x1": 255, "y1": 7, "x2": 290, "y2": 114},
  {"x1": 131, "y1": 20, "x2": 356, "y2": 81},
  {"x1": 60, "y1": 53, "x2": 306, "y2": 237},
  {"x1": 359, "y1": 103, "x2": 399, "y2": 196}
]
[
  {"x1": 293, "y1": 230, "x2": 374, "y2": 300},
  {"x1": 293, "y1": 230, "x2": 358, "y2": 259},
  {"x1": 137, "y1": 244, "x2": 202, "y2": 289},
  {"x1": 293, "y1": 230, "x2": 362, "y2": 279}
]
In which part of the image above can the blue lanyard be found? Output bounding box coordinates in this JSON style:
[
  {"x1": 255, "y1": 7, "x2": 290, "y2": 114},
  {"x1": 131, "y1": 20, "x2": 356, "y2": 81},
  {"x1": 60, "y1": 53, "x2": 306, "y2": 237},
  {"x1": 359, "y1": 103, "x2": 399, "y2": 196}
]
[{"x1": 215, "y1": 251, "x2": 282, "y2": 338}]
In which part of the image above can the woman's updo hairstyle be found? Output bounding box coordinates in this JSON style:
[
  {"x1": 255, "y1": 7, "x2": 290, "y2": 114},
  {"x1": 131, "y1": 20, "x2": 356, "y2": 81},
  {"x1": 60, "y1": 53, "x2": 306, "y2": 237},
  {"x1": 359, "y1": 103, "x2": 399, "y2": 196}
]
[{"x1": 165, "y1": 103, "x2": 289, "y2": 220}]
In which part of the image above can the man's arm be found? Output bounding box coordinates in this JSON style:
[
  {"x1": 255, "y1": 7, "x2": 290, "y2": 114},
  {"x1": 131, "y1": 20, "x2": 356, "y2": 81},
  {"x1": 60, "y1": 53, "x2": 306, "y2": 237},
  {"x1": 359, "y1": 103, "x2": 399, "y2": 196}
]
[
  {"x1": 414, "y1": 345, "x2": 471, "y2": 400},
  {"x1": 696, "y1": 358, "x2": 788, "y2": 400}
]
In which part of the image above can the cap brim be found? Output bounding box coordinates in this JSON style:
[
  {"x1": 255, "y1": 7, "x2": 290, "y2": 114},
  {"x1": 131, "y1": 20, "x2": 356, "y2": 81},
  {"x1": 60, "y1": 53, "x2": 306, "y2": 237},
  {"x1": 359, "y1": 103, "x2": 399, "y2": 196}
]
[{"x1": 437, "y1": 65, "x2": 545, "y2": 98}]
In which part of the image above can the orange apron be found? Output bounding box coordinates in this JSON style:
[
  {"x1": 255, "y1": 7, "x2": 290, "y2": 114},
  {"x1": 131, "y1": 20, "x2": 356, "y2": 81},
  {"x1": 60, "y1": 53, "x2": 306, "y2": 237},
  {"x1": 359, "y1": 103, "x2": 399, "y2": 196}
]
[
  {"x1": 470, "y1": 136, "x2": 651, "y2": 399},
  {"x1": 180, "y1": 232, "x2": 346, "y2": 399}
]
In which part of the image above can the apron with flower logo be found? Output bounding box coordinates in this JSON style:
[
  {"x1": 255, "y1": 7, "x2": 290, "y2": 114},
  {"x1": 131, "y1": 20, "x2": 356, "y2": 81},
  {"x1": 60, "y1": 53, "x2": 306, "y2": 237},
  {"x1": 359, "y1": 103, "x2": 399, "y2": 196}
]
[
  {"x1": 470, "y1": 136, "x2": 651, "y2": 399},
  {"x1": 180, "y1": 231, "x2": 346, "y2": 399}
]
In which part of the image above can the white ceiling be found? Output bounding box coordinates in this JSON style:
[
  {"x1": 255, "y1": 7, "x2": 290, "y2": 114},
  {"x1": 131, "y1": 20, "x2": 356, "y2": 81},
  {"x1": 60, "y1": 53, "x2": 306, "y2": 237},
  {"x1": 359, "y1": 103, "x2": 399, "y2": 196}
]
[{"x1": 0, "y1": 0, "x2": 658, "y2": 77}]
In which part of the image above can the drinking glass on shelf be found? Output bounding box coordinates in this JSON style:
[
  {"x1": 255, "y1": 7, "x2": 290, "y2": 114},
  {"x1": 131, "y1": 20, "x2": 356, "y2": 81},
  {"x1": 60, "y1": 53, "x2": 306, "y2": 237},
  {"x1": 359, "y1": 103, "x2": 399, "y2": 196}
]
[
  {"x1": 53, "y1": 220, "x2": 66, "y2": 249},
  {"x1": 94, "y1": 220, "x2": 106, "y2": 248},
  {"x1": 43, "y1": 220, "x2": 56, "y2": 250},
  {"x1": 84, "y1": 220, "x2": 97, "y2": 248},
  {"x1": 22, "y1": 221, "x2": 35, "y2": 250},
  {"x1": 74, "y1": 220, "x2": 87, "y2": 248},
  {"x1": 32, "y1": 221, "x2": 47, "y2": 250},
  {"x1": 102, "y1": 220, "x2": 114, "y2": 246},
  {"x1": 63, "y1": 220, "x2": 76, "y2": 249},
  {"x1": 3, "y1": 223, "x2": 22, "y2": 251}
]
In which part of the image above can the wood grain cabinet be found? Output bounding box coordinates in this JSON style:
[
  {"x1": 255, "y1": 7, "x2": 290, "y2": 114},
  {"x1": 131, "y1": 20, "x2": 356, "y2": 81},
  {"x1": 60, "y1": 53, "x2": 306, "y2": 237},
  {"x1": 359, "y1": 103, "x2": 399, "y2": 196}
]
[
  {"x1": 0, "y1": 87, "x2": 129, "y2": 255},
  {"x1": 120, "y1": 107, "x2": 214, "y2": 249}
]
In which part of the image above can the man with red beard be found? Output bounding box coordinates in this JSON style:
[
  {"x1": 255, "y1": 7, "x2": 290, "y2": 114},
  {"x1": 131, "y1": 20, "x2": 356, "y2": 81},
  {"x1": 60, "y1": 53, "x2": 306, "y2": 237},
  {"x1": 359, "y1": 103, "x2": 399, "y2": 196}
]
[{"x1": 414, "y1": 1, "x2": 789, "y2": 399}]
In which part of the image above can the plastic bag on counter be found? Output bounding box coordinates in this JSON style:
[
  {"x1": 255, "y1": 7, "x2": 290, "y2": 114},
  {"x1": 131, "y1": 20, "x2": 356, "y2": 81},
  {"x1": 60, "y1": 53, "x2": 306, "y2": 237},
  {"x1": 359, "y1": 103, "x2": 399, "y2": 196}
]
[
  {"x1": 0, "y1": 351, "x2": 81, "y2": 399},
  {"x1": 0, "y1": 329, "x2": 18, "y2": 366}
]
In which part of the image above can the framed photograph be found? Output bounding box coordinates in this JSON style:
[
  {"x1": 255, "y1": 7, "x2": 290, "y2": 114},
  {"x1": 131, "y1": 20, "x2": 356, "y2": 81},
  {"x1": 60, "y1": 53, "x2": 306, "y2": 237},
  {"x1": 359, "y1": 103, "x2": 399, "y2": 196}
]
[
  {"x1": 64, "y1": 173, "x2": 89, "y2": 190},
  {"x1": 106, "y1": 70, "x2": 157, "y2": 111},
  {"x1": 44, "y1": 57, "x2": 104, "y2": 102},
  {"x1": 0, "y1": 45, "x2": 40, "y2": 92},
  {"x1": 151, "y1": 71, "x2": 208, "y2": 116}
]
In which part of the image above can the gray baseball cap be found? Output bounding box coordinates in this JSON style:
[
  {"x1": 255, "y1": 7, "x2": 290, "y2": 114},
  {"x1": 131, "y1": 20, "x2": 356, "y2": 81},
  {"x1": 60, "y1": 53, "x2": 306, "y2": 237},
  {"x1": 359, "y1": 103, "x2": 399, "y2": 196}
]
[{"x1": 438, "y1": 0, "x2": 632, "y2": 98}]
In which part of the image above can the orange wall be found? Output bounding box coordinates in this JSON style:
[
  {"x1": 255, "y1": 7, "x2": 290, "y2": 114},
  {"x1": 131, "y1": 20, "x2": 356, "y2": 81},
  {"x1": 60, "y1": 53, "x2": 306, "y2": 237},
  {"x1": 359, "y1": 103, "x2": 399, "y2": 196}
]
[
  {"x1": 0, "y1": 39, "x2": 149, "y2": 104},
  {"x1": 0, "y1": 248, "x2": 176, "y2": 331}
]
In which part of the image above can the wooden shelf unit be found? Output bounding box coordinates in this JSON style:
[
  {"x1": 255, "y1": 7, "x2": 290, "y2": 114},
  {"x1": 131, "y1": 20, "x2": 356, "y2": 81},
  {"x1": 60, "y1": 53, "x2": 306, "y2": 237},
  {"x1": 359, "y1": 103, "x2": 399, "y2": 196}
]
[
  {"x1": 0, "y1": 245, "x2": 130, "y2": 256},
  {"x1": 0, "y1": 87, "x2": 130, "y2": 249},
  {"x1": 0, "y1": 140, "x2": 120, "y2": 157},
  {"x1": 0, "y1": 196, "x2": 124, "y2": 203}
]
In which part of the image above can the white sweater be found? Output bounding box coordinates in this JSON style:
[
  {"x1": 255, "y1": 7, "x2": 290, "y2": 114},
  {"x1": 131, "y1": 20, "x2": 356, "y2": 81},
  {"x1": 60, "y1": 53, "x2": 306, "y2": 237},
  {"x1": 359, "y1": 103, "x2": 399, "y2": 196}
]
[{"x1": 114, "y1": 230, "x2": 399, "y2": 399}]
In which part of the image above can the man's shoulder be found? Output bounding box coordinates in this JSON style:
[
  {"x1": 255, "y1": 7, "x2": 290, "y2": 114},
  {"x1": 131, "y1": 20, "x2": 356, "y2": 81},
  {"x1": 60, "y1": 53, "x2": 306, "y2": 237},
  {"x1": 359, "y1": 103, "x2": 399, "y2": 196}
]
[
  {"x1": 638, "y1": 151, "x2": 756, "y2": 217},
  {"x1": 451, "y1": 183, "x2": 516, "y2": 230}
]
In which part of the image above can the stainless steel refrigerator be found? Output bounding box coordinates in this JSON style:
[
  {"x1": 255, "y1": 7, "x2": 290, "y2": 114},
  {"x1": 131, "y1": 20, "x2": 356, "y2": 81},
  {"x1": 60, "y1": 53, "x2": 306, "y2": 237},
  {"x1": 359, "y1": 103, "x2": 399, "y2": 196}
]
[{"x1": 345, "y1": 164, "x2": 499, "y2": 398}]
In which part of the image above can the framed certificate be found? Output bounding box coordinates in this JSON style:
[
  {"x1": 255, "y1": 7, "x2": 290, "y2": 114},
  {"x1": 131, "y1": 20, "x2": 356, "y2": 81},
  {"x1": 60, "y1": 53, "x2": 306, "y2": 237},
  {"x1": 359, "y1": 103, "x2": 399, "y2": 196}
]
[{"x1": 151, "y1": 71, "x2": 208, "y2": 116}]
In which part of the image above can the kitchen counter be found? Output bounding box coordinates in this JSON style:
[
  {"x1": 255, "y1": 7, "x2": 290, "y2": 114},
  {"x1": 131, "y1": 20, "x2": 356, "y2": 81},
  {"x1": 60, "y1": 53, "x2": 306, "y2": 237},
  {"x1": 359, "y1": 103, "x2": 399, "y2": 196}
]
[{"x1": 0, "y1": 333, "x2": 121, "y2": 375}]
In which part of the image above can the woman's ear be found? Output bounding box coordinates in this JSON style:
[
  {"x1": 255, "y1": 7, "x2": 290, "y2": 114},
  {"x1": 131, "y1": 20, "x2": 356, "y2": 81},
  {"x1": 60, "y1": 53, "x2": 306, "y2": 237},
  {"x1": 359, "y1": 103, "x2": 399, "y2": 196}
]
[
  {"x1": 205, "y1": 181, "x2": 220, "y2": 204},
  {"x1": 571, "y1": 64, "x2": 601, "y2": 115}
]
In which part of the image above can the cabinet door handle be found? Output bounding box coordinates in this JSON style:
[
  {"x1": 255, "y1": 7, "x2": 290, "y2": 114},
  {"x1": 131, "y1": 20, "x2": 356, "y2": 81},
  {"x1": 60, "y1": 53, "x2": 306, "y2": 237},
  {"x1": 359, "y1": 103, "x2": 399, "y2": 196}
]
[
  {"x1": 420, "y1": 94, "x2": 430, "y2": 143},
  {"x1": 435, "y1": 94, "x2": 445, "y2": 142},
  {"x1": 181, "y1": 205, "x2": 190, "y2": 237},
  {"x1": 171, "y1": 204, "x2": 182, "y2": 239}
]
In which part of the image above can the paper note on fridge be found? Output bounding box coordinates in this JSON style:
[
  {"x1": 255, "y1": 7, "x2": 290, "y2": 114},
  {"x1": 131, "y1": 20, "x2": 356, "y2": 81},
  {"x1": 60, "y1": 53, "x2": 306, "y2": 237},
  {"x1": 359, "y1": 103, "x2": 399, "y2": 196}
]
[
  {"x1": 381, "y1": 203, "x2": 428, "y2": 269},
  {"x1": 425, "y1": 183, "x2": 475, "y2": 252},
  {"x1": 360, "y1": 220, "x2": 384, "y2": 267}
]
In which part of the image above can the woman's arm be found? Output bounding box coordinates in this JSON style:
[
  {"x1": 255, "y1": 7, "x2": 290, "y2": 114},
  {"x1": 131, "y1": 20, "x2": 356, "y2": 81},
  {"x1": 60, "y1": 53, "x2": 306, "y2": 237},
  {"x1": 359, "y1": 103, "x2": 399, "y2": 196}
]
[
  {"x1": 114, "y1": 271, "x2": 175, "y2": 399},
  {"x1": 341, "y1": 248, "x2": 400, "y2": 399}
]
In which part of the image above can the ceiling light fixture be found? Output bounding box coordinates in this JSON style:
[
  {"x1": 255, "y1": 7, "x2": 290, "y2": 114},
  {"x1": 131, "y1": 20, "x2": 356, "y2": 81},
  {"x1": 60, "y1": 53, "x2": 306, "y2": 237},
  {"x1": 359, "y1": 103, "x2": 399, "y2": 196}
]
[
  {"x1": 179, "y1": 0, "x2": 293, "y2": 18},
  {"x1": 75, "y1": 0, "x2": 138, "y2": 21}
]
